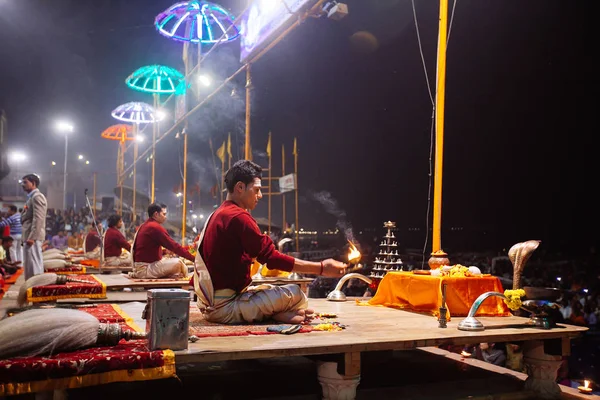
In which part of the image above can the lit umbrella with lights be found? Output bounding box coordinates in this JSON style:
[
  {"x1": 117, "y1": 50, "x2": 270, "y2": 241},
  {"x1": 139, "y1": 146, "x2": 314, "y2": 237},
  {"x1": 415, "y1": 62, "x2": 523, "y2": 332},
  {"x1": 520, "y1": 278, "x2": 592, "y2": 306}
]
[
  {"x1": 125, "y1": 65, "x2": 185, "y2": 203},
  {"x1": 154, "y1": 1, "x2": 239, "y2": 243},
  {"x1": 101, "y1": 124, "x2": 134, "y2": 215},
  {"x1": 111, "y1": 102, "x2": 160, "y2": 216}
]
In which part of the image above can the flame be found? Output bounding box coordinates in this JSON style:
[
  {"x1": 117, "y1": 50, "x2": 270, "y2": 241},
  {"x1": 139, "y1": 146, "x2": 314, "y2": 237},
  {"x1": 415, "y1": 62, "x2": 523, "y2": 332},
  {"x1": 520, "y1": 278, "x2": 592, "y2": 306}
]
[
  {"x1": 347, "y1": 241, "x2": 361, "y2": 264},
  {"x1": 585, "y1": 380, "x2": 590, "y2": 389},
  {"x1": 460, "y1": 351, "x2": 471, "y2": 358}
]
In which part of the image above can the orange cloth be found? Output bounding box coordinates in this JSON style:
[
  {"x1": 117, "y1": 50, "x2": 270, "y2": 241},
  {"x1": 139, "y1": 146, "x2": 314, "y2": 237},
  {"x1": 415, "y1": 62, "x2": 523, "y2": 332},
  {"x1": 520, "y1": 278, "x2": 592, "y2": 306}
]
[
  {"x1": 80, "y1": 259, "x2": 100, "y2": 268},
  {"x1": 364, "y1": 271, "x2": 511, "y2": 319}
]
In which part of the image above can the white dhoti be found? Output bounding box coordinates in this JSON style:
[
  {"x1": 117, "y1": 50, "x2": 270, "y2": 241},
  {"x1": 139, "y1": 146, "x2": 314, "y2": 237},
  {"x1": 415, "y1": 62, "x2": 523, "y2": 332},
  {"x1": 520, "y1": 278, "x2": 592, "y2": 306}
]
[
  {"x1": 129, "y1": 258, "x2": 188, "y2": 279},
  {"x1": 102, "y1": 255, "x2": 132, "y2": 268},
  {"x1": 203, "y1": 284, "x2": 308, "y2": 324},
  {"x1": 23, "y1": 240, "x2": 44, "y2": 280},
  {"x1": 10, "y1": 234, "x2": 23, "y2": 263},
  {"x1": 85, "y1": 248, "x2": 101, "y2": 260},
  {"x1": 192, "y1": 213, "x2": 307, "y2": 325}
]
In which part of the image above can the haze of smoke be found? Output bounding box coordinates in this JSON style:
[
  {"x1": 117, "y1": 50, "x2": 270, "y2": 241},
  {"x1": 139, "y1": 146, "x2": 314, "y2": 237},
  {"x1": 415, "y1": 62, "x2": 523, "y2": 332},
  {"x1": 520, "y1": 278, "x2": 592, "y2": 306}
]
[{"x1": 311, "y1": 191, "x2": 355, "y2": 244}]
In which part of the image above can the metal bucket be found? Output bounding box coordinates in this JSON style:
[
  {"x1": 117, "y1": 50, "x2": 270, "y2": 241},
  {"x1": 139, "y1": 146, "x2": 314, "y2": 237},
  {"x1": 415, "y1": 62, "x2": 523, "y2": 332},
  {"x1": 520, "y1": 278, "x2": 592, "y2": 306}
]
[{"x1": 144, "y1": 288, "x2": 191, "y2": 350}]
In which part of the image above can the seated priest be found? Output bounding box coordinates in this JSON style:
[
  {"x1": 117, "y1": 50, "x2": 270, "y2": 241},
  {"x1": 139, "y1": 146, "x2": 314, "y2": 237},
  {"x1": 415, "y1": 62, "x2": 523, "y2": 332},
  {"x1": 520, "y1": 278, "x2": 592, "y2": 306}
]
[
  {"x1": 102, "y1": 214, "x2": 132, "y2": 268},
  {"x1": 1, "y1": 236, "x2": 21, "y2": 275},
  {"x1": 130, "y1": 203, "x2": 193, "y2": 279},
  {"x1": 83, "y1": 226, "x2": 102, "y2": 259},
  {"x1": 193, "y1": 160, "x2": 347, "y2": 325}
]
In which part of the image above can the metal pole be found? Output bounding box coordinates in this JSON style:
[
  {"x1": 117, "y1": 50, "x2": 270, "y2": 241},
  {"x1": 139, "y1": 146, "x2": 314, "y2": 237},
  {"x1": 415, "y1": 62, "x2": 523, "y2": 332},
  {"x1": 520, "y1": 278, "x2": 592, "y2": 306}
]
[
  {"x1": 294, "y1": 139, "x2": 299, "y2": 252},
  {"x1": 432, "y1": 0, "x2": 449, "y2": 254},
  {"x1": 244, "y1": 64, "x2": 252, "y2": 160},
  {"x1": 63, "y1": 134, "x2": 68, "y2": 210},
  {"x1": 132, "y1": 124, "x2": 138, "y2": 222},
  {"x1": 119, "y1": 141, "x2": 124, "y2": 216},
  {"x1": 282, "y1": 144, "x2": 286, "y2": 233}
]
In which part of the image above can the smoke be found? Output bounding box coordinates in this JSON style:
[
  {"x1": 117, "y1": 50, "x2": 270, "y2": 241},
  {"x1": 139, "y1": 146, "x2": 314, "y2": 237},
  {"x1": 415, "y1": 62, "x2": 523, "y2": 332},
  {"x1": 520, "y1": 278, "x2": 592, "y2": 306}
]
[{"x1": 311, "y1": 191, "x2": 355, "y2": 244}]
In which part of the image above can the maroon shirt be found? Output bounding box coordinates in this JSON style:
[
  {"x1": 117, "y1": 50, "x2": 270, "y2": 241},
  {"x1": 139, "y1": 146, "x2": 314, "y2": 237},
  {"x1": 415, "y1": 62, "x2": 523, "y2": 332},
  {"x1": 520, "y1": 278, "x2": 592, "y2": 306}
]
[
  {"x1": 200, "y1": 200, "x2": 295, "y2": 292},
  {"x1": 104, "y1": 227, "x2": 131, "y2": 258},
  {"x1": 84, "y1": 232, "x2": 102, "y2": 253},
  {"x1": 133, "y1": 219, "x2": 194, "y2": 263}
]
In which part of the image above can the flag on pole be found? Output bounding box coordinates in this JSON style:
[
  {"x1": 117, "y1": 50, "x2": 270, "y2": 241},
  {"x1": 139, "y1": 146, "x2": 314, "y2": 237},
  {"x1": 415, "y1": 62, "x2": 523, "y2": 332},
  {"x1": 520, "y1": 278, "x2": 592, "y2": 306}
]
[
  {"x1": 216, "y1": 141, "x2": 226, "y2": 163},
  {"x1": 292, "y1": 137, "x2": 297, "y2": 156},
  {"x1": 227, "y1": 133, "x2": 232, "y2": 158},
  {"x1": 266, "y1": 132, "x2": 272, "y2": 157}
]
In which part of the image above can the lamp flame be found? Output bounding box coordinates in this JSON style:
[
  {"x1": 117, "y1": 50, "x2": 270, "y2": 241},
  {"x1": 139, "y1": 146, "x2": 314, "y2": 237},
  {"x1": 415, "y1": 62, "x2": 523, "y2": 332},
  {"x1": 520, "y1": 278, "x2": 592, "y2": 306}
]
[
  {"x1": 585, "y1": 380, "x2": 590, "y2": 389},
  {"x1": 347, "y1": 241, "x2": 361, "y2": 264},
  {"x1": 460, "y1": 351, "x2": 471, "y2": 357}
]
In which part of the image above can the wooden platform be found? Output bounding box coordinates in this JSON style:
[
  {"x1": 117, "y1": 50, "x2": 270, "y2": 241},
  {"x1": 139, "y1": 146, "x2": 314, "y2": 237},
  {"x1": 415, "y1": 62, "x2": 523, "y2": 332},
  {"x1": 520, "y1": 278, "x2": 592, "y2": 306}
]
[
  {"x1": 97, "y1": 273, "x2": 191, "y2": 290},
  {"x1": 117, "y1": 299, "x2": 588, "y2": 399}
]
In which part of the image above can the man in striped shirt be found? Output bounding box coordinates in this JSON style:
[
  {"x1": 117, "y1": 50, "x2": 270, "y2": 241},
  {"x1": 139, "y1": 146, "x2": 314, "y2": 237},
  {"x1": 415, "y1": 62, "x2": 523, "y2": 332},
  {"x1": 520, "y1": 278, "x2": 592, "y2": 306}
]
[{"x1": 0, "y1": 205, "x2": 22, "y2": 262}]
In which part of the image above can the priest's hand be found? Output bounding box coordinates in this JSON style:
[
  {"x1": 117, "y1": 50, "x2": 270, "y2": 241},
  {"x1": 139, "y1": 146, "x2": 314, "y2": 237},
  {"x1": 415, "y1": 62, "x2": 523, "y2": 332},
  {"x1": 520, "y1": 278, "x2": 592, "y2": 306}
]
[{"x1": 321, "y1": 259, "x2": 347, "y2": 277}]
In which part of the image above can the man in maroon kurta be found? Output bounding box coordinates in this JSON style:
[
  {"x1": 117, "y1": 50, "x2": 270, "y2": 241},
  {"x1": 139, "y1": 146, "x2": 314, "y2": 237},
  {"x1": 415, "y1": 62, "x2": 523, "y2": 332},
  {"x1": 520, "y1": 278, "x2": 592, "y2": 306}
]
[
  {"x1": 102, "y1": 214, "x2": 131, "y2": 269},
  {"x1": 130, "y1": 203, "x2": 194, "y2": 279},
  {"x1": 195, "y1": 160, "x2": 346, "y2": 324}
]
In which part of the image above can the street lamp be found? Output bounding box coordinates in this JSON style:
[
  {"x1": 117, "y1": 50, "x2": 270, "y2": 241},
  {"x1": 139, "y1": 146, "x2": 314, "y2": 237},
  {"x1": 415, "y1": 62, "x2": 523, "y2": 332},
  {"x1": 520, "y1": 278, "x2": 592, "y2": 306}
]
[
  {"x1": 78, "y1": 154, "x2": 84, "y2": 160},
  {"x1": 55, "y1": 120, "x2": 74, "y2": 210},
  {"x1": 198, "y1": 74, "x2": 211, "y2": 87},
  {"x1": 8, "y1": 151, "x2": 27, "y2": 196}
]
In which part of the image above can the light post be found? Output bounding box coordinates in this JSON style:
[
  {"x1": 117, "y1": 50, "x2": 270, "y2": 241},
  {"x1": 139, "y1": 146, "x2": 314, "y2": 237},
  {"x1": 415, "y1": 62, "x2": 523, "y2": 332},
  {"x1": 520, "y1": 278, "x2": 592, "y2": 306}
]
[
  {"x1": 55, "y1": 121, "x2": 74, "y2": 210},
  {"x1": 8, "y1": 151, "x2": 27, "y2": 196}
]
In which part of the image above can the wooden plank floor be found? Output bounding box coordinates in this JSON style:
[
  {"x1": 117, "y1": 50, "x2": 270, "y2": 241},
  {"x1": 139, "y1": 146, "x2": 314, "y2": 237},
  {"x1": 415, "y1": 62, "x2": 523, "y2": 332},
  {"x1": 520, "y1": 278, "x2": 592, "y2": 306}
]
[{"x1": 119, "y1": 300, "x2": 588, "y2": 364}]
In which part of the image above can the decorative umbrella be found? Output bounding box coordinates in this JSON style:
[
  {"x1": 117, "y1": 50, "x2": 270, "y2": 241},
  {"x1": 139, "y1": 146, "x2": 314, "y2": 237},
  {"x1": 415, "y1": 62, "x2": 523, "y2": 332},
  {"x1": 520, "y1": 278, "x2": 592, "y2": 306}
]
[
  {"x1": 111, "y1": 102, "x2": 160, "y2": 124},
  {"x1": 125, "y1": 65, "x2": 186, "y2": 94},
  {"x1": 155, "y1": 1, "x2": 240, "y2": 44},
  {"x1": 100, "y1": 124, "x2": 135, "y2": 142}
]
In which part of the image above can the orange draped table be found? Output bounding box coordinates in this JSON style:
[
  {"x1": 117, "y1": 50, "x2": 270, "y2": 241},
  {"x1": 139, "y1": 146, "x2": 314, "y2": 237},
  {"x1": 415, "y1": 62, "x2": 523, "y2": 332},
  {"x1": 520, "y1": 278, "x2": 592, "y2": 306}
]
[
  {"x1": 363, "y1": 271, "x2": 511, "y2": 319},
  {"x1": 0, "y1": 304, "x2": 175, "y2": 396}
]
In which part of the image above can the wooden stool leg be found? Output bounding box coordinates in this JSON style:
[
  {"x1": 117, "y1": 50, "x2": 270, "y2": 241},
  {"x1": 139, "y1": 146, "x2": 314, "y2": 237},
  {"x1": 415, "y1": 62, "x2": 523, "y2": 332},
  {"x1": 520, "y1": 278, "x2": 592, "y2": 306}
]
[
  {"x1": 317, "y1": 352, "x2": 361, "y2": 400},
  {"x1": 522, "y1": 340, "x2": 563, "y2": 399}
]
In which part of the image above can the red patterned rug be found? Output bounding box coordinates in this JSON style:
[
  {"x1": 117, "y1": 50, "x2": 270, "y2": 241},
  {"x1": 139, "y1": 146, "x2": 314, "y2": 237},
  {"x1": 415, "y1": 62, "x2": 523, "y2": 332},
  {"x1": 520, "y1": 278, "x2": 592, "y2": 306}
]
[
  {"x1": 0, "y1": 304, "x2": 175, "y2": 396},
  {"x1": 188, "y1": 306, "x2": 314, "y2": 337},
  {"x1": 27, "y1": 274, "x2": 106, "y2": 303}
]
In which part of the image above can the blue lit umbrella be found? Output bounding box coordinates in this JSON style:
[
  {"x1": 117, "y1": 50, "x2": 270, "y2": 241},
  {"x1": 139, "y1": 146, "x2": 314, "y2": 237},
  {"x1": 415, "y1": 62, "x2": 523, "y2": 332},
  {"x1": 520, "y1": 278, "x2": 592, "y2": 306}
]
[
  {"x1": 155, "y1": 1, "x2": 240, "y2": 44},
  {"x1": 125, "y1": 65, "x2": 186, "y2": 94},
  {"x1": 111, "y1": 102, "x2": 161, "y2": 124}
]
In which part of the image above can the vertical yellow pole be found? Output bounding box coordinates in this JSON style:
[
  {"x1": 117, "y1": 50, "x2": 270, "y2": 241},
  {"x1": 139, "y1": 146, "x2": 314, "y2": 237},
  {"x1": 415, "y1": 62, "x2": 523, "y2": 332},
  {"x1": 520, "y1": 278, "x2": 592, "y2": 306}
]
[
  {"x1": 268, "y1": 132, "x2": 272, "y2": 235},
  {"x1": 281, "y1": 144, "x2": 286, "y2": 233},
  {"x1": 244, "y1": 64, "x2": 252, "y2": 160},
  {"x1": 151, "y1": 94, "x2": 158, "y2": 203},
  {"x1": 132, "y1": 124, "x2": 138, "y2": 222},
  {"x1": 182, "y1": 132, "x2": 188, "y2": 245},
  {"x1": 220, "y1": 158, "x2": 225, "y2": 204},
  {"x1": 293, "y1": 138, "x2": 299, "y2": 252},
  {"x1": 432, "y1": 0, "x2": 449, "y2": 254}
]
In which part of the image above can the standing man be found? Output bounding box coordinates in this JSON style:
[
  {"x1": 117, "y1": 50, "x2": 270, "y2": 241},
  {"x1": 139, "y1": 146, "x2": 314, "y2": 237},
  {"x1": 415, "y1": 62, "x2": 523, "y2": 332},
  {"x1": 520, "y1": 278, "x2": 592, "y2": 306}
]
[
  {"x1": 21, "y1": 174, "x2": 47, "y2": 280},
  {"x1": 0, "y1": 205, "x2": 22, "y2": 262},
  {"x1": 194, "y1": 160, "x2": 346, "y2": 325},
  {"x1": 131, "y1": 202, "x2": 193, "y2": 279},
  {"x1": 102, "y1": 214, "x2": 131, "y2": 269}
]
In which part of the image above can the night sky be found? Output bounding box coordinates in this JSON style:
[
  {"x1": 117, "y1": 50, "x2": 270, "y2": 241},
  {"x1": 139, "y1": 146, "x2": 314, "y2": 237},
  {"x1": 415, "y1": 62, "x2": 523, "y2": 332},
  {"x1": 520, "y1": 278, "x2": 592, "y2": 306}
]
[{"x1": 0, "y1": 0, "x2": 592, "y2": 255}]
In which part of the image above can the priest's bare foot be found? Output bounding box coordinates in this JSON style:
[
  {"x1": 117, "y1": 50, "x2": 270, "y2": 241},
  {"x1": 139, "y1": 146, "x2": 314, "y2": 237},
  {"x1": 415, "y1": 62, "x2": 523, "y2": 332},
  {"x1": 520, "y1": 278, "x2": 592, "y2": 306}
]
[{"x1": 273, "y1": 308, "x2": 314, "y2": 324}]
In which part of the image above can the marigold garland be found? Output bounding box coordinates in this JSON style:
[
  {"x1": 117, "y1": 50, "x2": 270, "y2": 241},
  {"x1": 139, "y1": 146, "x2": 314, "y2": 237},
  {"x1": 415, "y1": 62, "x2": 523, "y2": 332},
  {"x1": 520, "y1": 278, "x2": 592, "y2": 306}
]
[{"x1": 503, "y1": 289, "x2": 526, "y2": 310}]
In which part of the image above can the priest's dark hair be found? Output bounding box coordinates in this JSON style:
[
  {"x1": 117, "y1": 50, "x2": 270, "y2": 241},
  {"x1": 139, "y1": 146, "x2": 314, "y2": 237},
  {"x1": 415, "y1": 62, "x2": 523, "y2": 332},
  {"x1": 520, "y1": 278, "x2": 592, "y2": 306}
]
[
  {"x1": 224, "y1": 160, "x2": 262, "y2": 193},
  {"x1": 107, "y1": 214, "x2": 122, "y2": 228},
  {"x1": 21, "y1": 174, "x2": 40, "y2": 187},
  {"x1": 147, "y1": 202, "x2": 167, "y2": 218}
]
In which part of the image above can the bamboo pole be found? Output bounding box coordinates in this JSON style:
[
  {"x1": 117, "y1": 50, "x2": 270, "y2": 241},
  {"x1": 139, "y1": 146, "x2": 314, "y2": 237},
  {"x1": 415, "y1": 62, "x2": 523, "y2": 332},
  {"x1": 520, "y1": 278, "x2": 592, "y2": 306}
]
[
  {"x1": 92, "y1": 172, "x2": 97, "y2": 214},
  {"x1": 151, "y1": 94, "x2": 158, "y2": 203},
  {"x1": 293, "y1": 138, "x2": 299, "y2": 252},
  {"x1": 244, "y1": 64, "x2": 252, "y2": 160},
  {"x1": 119, "y1": 140, "x2": 124, "y2": 216},
  {"x1": 182, "y1": 132, "x2": 188, "y2": 244},
  {"x1": 132, "y1": 124, "x2": 138, "y2": 222},
  {"x1": 282, "y1": 144, "x2": 286, "y2": 233},
  {"x1": 432, "y1": 0, "x2": 449, "y2": 254},
  {"x1": 220, "y1": 157, "x2": 225, "y2": 204},
  {"x1": 268, "y1": 132, "x2": 272, "y2": 235}
]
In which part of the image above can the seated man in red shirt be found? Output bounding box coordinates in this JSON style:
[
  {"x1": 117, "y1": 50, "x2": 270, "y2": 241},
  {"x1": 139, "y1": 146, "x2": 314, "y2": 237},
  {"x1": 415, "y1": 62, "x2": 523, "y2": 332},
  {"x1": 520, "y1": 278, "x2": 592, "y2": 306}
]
[
  {"x1": 102, "y1": 214, "x2": 132, "y2": 269},
  {"x1": 194, "y1": 160, "x2": 346, "y2": 325},
  {"x1": 84, "y1": 226, "x2": 103, "y2": 259},
  {"x1": 131, "y1": 203, "x2": 193, "y2": 279}
]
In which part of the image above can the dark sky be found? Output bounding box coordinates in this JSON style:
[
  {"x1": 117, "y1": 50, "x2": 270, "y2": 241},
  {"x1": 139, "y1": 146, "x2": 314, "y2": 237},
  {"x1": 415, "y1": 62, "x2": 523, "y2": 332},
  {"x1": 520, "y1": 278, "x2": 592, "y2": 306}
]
[{"x1": 0, "y1": 0, "x2": 592, "y2": 254}]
